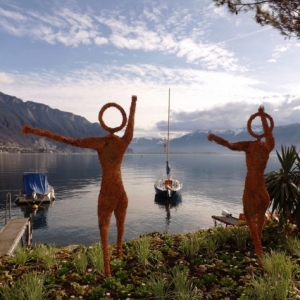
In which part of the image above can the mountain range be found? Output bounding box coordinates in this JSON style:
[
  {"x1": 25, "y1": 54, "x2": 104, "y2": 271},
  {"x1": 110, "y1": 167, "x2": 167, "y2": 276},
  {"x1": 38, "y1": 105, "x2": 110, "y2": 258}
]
[{"x1": 1, "y1": 91, "x2": 300, "y2": 154}]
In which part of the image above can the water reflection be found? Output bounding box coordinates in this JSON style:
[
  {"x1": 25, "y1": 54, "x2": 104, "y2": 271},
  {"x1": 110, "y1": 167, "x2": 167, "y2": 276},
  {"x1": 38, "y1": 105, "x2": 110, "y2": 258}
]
[
  {"x1": 154, "y1": 194, "x2": 182, "y2": 233},
  {"x1": 18, "y1": 203, "x2": 53, "y2": 230},
  {"x1": 0, "y1": 153, "x2": 281, "y2": 246}
]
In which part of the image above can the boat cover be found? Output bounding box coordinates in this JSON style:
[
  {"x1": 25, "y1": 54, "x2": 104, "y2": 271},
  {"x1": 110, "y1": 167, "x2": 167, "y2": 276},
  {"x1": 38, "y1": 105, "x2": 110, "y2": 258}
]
[{"x1": 22, "y1": 173, "x2": 50, "y2": 195}]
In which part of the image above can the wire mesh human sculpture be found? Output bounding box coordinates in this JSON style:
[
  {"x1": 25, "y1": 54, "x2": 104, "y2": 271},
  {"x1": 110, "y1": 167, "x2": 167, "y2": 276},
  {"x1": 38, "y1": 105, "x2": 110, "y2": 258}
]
[
  {"x1": 22, "y1": 96, "x2": 137, "y2": 276},
  {"x1": 207, "y1": 106, "x2": 274, "y2": 261}
]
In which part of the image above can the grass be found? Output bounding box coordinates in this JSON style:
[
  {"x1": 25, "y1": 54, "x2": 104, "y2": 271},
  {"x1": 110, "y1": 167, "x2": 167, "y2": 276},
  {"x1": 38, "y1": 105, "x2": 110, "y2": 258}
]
[
  {"x1": 249, "y1": 251, "x2": 295, "y2": 300},
  {"x1": 0, "y1": 220, "x2": 300, "y2": 299},
  {"x1": 87, "y1": 242, "x2": 105, "y2": 275}
]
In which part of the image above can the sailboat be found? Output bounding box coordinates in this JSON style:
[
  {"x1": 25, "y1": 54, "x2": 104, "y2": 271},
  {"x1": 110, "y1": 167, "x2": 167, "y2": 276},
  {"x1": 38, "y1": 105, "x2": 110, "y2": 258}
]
[{"x1": 154, "y1": 89, "x2": 183, "y2": 198}]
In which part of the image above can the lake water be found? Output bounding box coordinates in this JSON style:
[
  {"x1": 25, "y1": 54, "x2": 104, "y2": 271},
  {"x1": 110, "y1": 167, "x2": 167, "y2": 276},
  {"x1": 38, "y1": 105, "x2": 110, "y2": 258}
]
[{"x1": 0, "y1": 153, "x2": 280, "y2": 247}]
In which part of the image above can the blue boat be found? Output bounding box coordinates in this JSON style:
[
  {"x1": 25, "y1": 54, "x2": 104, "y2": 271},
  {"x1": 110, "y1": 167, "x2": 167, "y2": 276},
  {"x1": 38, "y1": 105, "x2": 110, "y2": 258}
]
[{"x1": 15, "y1": 173, "x2": 55, "y2": 204}]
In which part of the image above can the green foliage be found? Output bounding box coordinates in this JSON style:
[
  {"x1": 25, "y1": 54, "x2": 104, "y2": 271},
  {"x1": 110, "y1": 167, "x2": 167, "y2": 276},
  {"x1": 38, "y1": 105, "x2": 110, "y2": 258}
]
[
  {"x1": 56, "y1": 267, "x2": 69, "y2": 277},
  {"x1": 134, "y1": 236, "x2": 151, "y2": 265},
  {"x1": 250, "y1": 251, "x2": 295, "y2": 299},
  {"x1": 72, "y1": 252, "x2": 88, "y2": 275},
  {"x1": 87, "y1": 243, "x2": 104, "y2": 274},
  {"x1": 102, "y1": 276, "x2": 122, "y2": 289},
  {"x1": 70, "y1": 282, "x2": 87, "y2": 295},
  {"x1": 88, "y1": 285, "x2": 106, "y2": 299},
  {"x1": 265, "y1": 145, "x2": 300, "y2": 227},
  {"x1": 0, "y1": 271, "x2": 52, "y2": 300},
  {"x1": 219, "y1": 276, "x2": 237, "y2": 288},
  {"x1": 170, "y1": 265, "x2": 203, "y2": 300},
  {"x1": 115, "y1": 269, "x2": 129, "y2": 281},
  {"x1": 13, "y1": 246, "x2": 30, "y2": 266},
  {"x1": 146, "y1": 273, "x2": 170, "y2": 299},
  {"x1": 213, "y1": 226, "x2": 231, "y2": 244},
  {"x1": 81, "y1": 273, "x2": 96, "y2": 284},
  {"x1": 110, "y1": 258, "x2": 126, "y2": 272},
  {"x1": 231, "y1": 226, "x2": 250, "y2": 250},
  {"x1": 1, "y1": 227, "x2": 300, "y2": 300},
  {"x1": 201, "y1": 273, "x2": 218, "y2": 287},
  {"x1": 179, "y1": 231, "x2": 203, "y2": 258},
  {"x1": 285, "y1": 236, "x2": 300, "y2": 257},
  {"x1": 33, "y1": 244, "x2": 57, "y2": 269},
  {"x1": 202, "y1": 231, "x2": 220, "y2": 255}
]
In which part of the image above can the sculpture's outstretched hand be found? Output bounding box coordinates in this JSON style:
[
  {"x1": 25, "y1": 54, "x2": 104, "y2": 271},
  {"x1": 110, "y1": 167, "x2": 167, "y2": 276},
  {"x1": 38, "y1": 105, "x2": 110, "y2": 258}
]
[
  {"x1": 22, "y1": 125, "x2": 34, "y2": 135},
  {"x1": 207, "y1": 133, "x2": 216, "y2": 141}
]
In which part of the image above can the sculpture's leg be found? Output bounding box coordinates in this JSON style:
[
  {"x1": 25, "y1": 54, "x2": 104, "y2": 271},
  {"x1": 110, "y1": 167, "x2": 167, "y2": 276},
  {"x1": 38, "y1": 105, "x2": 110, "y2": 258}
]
[
  {"x1": 114, "y1": 197, "x2": 128, "y2": 257},
  {"x1": 256, "y1": 191, "x2": 270, "y2": 240},
  {"x1": 256, "y1": 210, "x2": 266, "y2": 240},
  {"x1": 243, "y1": 189, "x2": 265, "y2": 264},
  {"x1": 98, "y1": 212, "x2": 113, "y2": 277},
  {"x1": 246, "y1": 215, "x2": 263, "y2": 264}
]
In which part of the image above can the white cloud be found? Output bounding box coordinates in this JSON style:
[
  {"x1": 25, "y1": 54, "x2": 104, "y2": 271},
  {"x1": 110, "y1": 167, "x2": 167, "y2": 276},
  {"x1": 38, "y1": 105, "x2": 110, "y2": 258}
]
[
  {"x1": 0, "y1": 72, "x2": 14, "y2": 86},
  {"x1": 0, "y1": 7, "x2": 27, "y2": 21},
  {"x1": 205, "y1": 3, "x2": 228, "y2": 19},
  {"x1": 268, "y1": 43, "x2": 291, "y2": 62},
  {"x1": 94, "y1": 36, "x2": 108, "y2": 45},
  {"x1": 1, "y1": 0, "x2": 299, "y2": 138},
  {"x1": 2, "y1": 63, "x2": 296, "y2": 137},
  {"x1": 0, "y1": 2, "x2": 246, "y2": 72}
]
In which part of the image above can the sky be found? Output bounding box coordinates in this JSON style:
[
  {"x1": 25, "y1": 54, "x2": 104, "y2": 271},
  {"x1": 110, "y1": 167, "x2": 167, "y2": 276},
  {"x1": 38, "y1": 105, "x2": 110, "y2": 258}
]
[{"x1": 0, "y1": 0, "x2": 300, "y2": 139}]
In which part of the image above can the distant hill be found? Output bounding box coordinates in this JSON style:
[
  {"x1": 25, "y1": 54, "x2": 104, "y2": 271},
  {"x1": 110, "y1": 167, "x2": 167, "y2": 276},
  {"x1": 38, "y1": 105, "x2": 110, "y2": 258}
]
[
  {"x1": 1, "y1": 91, "x2": 300, "y2": 154},
  {"x1": 130, "y1": 126, "x2": 300, "y2": 154},
  {"x1": 0, "y1": 92, "x2": 106, "y2": 153}
]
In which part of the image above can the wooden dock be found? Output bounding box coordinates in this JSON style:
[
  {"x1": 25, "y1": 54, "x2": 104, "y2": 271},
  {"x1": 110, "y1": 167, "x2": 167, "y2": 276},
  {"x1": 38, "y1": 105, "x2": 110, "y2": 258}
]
[
  {"x1": 0, "y1": 216, "x2": 33, "y2": 257},
  {"x1": 212, "y1": 215, "x2": 239, "y2": 227}
]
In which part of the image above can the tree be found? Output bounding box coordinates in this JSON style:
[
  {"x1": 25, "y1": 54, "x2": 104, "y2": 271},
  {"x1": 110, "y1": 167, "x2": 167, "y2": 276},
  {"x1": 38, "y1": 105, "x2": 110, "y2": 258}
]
[
  {"x1": 265, "y1": 145, "x2": 300, "y2": 228},
  {"x1": 213, "y1": 0, "x2": 300, "y2": 39}
]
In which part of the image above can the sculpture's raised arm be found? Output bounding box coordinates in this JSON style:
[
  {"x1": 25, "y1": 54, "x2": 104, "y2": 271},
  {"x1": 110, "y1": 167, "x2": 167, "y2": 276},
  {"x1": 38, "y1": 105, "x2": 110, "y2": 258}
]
[
  {"x1": 122, "y1": 95, "x2": 137, "y2": 143},
  {"x1": 22, "y1": 125, "x2": 104, "y2": 150},
  {"x1": 207, "y1": 133, "x2": 250, "y2": 152},
  {"x1": 258, "y1": 106, "x2": 275, "y2": 151}
]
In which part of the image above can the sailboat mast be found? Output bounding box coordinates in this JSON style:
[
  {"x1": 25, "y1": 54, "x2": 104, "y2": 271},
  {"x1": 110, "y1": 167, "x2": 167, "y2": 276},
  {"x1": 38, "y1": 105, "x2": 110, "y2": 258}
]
[{"x1": 167, "y1": 88, "x2": 170, "y2": 163}]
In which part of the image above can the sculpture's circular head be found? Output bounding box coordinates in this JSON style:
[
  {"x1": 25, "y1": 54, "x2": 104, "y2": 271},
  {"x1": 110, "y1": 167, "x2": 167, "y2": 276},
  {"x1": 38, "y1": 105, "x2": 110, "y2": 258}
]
[
  {"x1": 247, "y1": 107, "x2": 274, "y2": 140},
  {"x1": 99, "y1": 103, "x2": 127, "y2": 134}
]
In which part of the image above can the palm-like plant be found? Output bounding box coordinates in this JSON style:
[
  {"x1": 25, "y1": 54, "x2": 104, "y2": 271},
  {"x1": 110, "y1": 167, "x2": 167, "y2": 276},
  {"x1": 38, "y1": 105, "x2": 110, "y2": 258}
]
[{"x1": 265, "y1": 145, "x2": 300, "y2": 228}]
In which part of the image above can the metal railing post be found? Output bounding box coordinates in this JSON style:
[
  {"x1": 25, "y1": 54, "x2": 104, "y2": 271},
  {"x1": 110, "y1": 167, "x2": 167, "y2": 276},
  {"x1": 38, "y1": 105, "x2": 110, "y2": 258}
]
[{"x1": 5, "y1": 193, "x2": 12, "y2": 225}]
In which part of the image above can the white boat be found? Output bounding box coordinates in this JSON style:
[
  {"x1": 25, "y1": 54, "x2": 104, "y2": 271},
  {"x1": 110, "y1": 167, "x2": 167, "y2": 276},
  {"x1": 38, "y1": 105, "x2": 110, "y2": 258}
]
[
  {"x1": 15, "y1": 173, "x2": 55, "y2": 204},
  {"x1": 154, "y1": 89, "x2": 183, "y2": 197}
]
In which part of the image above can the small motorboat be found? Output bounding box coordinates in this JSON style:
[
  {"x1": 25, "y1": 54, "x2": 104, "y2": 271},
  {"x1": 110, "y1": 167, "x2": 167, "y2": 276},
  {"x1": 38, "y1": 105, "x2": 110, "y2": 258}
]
[{"x1": 15, "y1": 173, "x2": 55, "y2": 205}]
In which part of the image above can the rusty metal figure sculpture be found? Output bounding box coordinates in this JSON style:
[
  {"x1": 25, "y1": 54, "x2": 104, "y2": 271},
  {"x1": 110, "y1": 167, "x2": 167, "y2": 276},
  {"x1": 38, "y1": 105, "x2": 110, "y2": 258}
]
[
  {"x1": 207, "y1": 106, "x2": 274, "y2": 261},
  {"x1": 22, "y1": 96, "x2": 137, "y2": 277}
]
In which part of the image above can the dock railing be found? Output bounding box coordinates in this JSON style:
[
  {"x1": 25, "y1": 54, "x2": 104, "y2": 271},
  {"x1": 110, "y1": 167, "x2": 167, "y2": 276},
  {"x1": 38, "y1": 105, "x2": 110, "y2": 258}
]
[
  {"x1": 5, "y1": 192, "x2": 12, "y2": 224},
  {"x1": 0, "y1": 193, "x2": 33, "y2": 257}
]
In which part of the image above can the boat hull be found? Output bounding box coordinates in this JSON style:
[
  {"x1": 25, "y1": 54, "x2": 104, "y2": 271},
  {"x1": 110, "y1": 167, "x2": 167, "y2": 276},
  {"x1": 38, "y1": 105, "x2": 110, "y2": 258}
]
[
  {"x1": 154, "y1": 186, "x2": 181, "y2": 197},
  {"x1": 154, "y1": 178, "x2": 182, "y2": 198},
  {"x1": 15, "y1": 186, "x2": 55, "y2": 204},
  {"x1": 154, "y1": 193, "x2": 182, "y2": 207}
]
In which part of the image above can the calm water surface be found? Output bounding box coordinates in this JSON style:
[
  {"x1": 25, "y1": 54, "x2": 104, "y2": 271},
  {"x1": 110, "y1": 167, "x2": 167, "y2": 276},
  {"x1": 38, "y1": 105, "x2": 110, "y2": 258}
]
[{"x1": 0, "y1": 153, "x2": 280, "y2": 246}]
